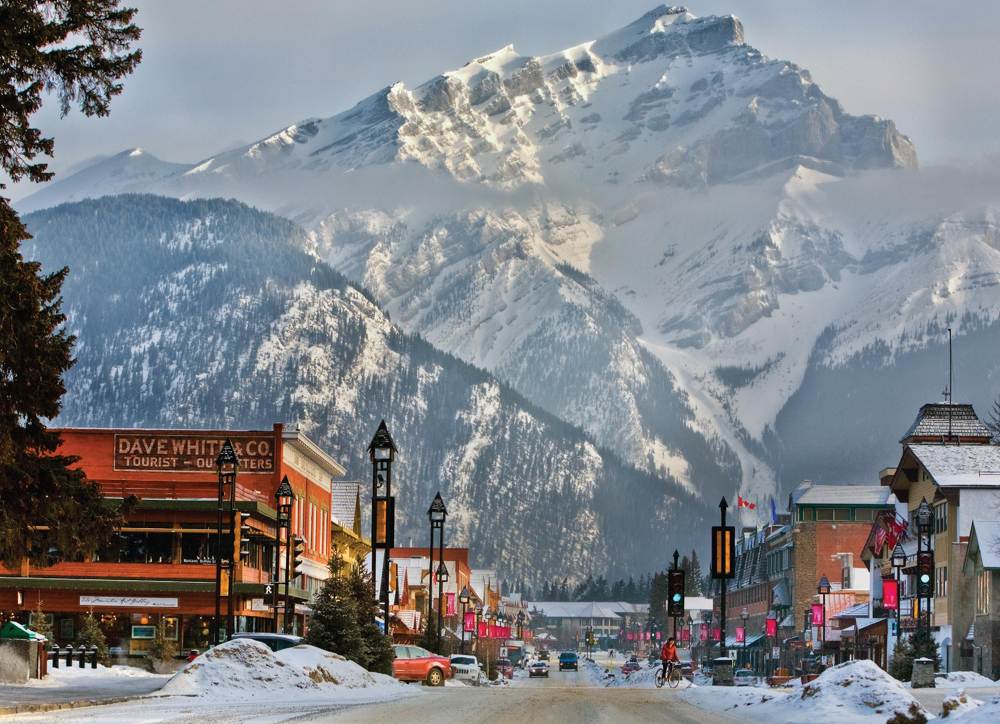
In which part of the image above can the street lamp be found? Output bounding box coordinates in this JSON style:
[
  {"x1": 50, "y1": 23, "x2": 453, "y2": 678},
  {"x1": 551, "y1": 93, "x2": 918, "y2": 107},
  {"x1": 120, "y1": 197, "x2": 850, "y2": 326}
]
[
  {"x1": 516, "y1": 610, "x2": 525, "y2": 641},
  {"x1": 214, "y1": 439, "x2": 238, "y2": 645},
  {"x1": 273, "y1": 476, "x2": 293, "y2": 633},
  {"x1": 740, "y1": 607, "x2": 749, "y2": 669},
  {"x1": 368, "y1": 421, "x2": 397, "y2": 637},
  {"x1": 427, "y1": 493, "x2": 447, "y2": 625},
  {"x1": 891, "y1": 542, "x2": 906, "y2": 644},
  {"x1": 916, "y1": 498, "x2": 933, "y2": 634},
  {"x1": 817, "y1": 576, "x2": 831, "y2": 647},
  {"x1": 436, "y1": 560, "x2": 449, "y2": 653},
  {"x1": 458, "y1": 585, "x2": 470, "y2": 654}
]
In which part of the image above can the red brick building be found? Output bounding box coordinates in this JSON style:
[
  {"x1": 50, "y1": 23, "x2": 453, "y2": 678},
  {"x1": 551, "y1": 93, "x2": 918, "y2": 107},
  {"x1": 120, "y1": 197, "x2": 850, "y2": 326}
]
[{"x1": 0, "y1": 425, "x2": 344, "y2": 658}]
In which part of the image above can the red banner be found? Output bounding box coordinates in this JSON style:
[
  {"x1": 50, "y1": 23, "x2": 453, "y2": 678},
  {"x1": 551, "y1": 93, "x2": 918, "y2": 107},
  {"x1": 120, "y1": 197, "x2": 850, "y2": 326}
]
[
  {"x1": 811, "y1": 603, "x2": 824, "y2": 627},
  {"x1": 736, "y1": 626, "x2": 745, "y2": 643},
  {"x1": 478, "y1": 622, "x2": 487, "y2": 638},
  {"x1": 766, "y1": 617, "x2": 777, "y2": 637},
  {"x1": 699, "y1": 624, "x2": 708, "y2": 641},
  {"x1": 680, "y1": 628, "x2": 690, "y2": 643},
  {"x1": 655, "y1": 631, "x2": 661, "y2": 641},
  {"x1": 464, "y1": 612, "x2": 476, "y2": 632},
  {"x1": 883, "y1": 579, "x2": 899, "y2": 610},
  {"x1": 446, "y1": 593, "x2": 456, "y2": 616},
  {"x1": 712, "y1": 627, "x2": 721, "y2": 641}
]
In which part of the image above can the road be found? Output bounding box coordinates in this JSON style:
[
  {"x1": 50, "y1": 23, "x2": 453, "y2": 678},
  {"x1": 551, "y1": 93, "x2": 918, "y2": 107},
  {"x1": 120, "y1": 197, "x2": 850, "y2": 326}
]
[{"x1": 299, "y1": 663, "x2": 733, "y2": 724}]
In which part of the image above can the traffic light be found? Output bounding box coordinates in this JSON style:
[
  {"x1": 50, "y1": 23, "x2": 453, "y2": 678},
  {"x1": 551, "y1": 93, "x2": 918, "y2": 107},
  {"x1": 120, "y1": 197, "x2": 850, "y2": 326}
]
[
  {"x1": 711, "y1": 525, "x2": 736, "y2": 579},
  {"x1": 667, "y1": 569, "x2": 685, "y2": 616},
  {"x1": 292, "y1": 536, "x2": 306, "y2": 578},
  {"x1": 916, "y1": 551, "x2": 934, "y2": 597},
  {"x1": 239, "y1": 512, "x2": 252, "y2": 561}
]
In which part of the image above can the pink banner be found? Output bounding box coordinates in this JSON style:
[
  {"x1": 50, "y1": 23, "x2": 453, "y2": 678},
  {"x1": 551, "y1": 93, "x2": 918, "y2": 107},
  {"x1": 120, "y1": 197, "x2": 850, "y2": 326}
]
[
  {"x1": 680, "y1": 628, "x2": 690, "y2": 643},
  {"x1": 735, "y1": 626, "x2": 745, "y2": 643},
  {"x1": 699, "y1": 624, "x2": 708, "y2": 641},
  {"x1": 883, "y1": 579, "x2": 899, "y2": 610},
  {"x1": 655, "y1": 631, "x2": 661, "y2": 640},
  {"x1": 446, "y1": 593, "x2": 456, "y2": 616},
  {"x1": 478, "y1": 622, "x2": 487, "y2": 638},
  {"x1": 766, "y1": 617, "x2": 777, "y2": 637},
  {"x1": 812, "y1": 603, "x2": 824, "y2": 626},
  {"x1": 712, "y1": 627, "x2": 721, "y2": 641},
  {"x1": 464, "y1": 612, "x2": 476, "y2": 632}
]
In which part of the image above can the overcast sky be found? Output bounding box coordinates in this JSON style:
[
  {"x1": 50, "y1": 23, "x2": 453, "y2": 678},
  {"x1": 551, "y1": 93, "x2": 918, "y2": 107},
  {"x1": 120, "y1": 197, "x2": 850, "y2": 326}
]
[{"x1": 7, "y1": 1, "x2": 1000, "y2": 200}]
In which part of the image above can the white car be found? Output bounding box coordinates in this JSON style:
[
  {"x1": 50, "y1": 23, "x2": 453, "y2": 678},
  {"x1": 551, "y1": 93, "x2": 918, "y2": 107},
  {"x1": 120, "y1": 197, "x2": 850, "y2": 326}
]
[
  {"x1": 450, "y1": 654, "x2": 485, "y2": 685},
  {"x1": 733, "y1": 668, "x2": 757, "y2": 686}
]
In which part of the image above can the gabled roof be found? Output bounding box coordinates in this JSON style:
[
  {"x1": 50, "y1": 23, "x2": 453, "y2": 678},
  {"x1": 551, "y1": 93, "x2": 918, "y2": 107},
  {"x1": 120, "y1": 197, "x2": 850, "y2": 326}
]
[
  {"x1": 907, "y1": 444, "x2": 1000, "y2": 489},
  {"x1": 526, "y1": 601, "x2": 623, "y2": 619},
  {"x1": 901, "y1": 403, "x2": 992, "y2": 443},
  {"x1": 966, "y1": 521, "x2": 1000, "y2": 571},
  {"x1": 795, "y1": 484, "x2": 893, "y2": 506},
  {"x1": 331, "y1": 481, "x2": 361, "y2": 531}
]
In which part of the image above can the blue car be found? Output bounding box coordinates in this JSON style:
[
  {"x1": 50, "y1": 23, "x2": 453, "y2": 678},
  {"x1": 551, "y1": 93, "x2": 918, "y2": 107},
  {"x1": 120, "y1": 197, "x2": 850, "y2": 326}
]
[{"x1": 558, "y1": 651, "x2": 579, "y2": 671}]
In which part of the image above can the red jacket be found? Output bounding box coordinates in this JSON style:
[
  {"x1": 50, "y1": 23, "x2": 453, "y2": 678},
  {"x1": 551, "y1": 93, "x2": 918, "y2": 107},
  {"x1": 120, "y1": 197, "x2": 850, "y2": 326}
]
[{"x1": 660, "y1": 642, "x2": 678, "y2": 662}]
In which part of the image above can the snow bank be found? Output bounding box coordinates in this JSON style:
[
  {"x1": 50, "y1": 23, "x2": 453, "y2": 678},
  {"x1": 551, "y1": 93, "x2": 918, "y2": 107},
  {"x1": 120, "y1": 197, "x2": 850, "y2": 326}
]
[
  {"x1": 932, "y1": 671, "x2": 997, "y2": 689},
  {"x1": 681, "y1": 660, "x2": 929, "y2": 722},
  {"x1": 45, "y1": 663, "x2": 166, "y2": 683},
  {"x1": 952, "y1": 694, "x2": 1000, "y2": 722},
  {"x1": 940, "y1": 690, "x2": 983, "y2": 718},
  {"x1": 159, "y1": 639, "x2": 416, "y2": 704},
  {"x1": 765, "y1": 660, "x2": 930, "y2": 722}
]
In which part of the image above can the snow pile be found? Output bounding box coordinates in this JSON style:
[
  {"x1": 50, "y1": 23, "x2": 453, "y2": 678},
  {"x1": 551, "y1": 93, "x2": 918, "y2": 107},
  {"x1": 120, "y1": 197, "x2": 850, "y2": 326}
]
[
  {"x1": 952, "y1": 694, "x2": 1000, "y2": 722},
  {"x1": 159, "y1": 639, "x2": 415, "y2": 704},
  {"x1": 940, "y1": 690, "x2": 983, "y2": 718},
  {"x1": 44, "y1": 663, "x2": 167, "y2": 683},
  {"x1": 766, "y1": 659, "x2": 930, "y2": 722},
  {"x1": 933, "y1": 671, "x2": 997, "y2": 689},
  {"x1": 680, "y1": 683, "x2": 786, "y2": 712}
]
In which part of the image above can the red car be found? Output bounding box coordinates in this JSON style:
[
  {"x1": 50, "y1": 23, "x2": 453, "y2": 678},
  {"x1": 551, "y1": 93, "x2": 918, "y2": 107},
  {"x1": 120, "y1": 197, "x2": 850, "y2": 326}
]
[
  {"x1": 392, "y1": 645, "x2": 452, "y2": 686},
  {"x1": 621, "y1": 658, "x2": 641, "y2": 675}
]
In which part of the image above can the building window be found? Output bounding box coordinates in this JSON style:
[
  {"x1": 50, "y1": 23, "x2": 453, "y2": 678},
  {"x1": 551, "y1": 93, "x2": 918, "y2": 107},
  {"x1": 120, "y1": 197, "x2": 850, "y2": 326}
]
[
  {"x1": 816, "y1": 509, "x2": 834, "y2": 521},
  {"x1": 854, "y1": 509, "x2": 876, "y2": 521},
  {"x1": 800, "y1": 508, "x2": 814, "y2": 521},
  {"x1": 934, "y1": 503, "x2": 948, "y2": 536},
  {"x1": 99, "y1": 532, "x2": 175, "y2": 564},
  {"x1": 977, "y1": 571, "x2": 990, "y2": 615},
  {"x1": 181, "y1": 533, "x2": 217, "y2": 563},
  {"x1": 936, "y1": 566, "x2": 948, "y2": 598},
  {"x1": 833, "y1": 508, "x2": 852, "y2": 521}
]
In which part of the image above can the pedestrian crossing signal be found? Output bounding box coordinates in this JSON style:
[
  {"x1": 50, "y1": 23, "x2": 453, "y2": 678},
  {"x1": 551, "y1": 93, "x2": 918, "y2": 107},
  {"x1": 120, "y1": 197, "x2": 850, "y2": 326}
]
[{"x1": 667, "y1": 569, "x2": 685, "y2": 616}]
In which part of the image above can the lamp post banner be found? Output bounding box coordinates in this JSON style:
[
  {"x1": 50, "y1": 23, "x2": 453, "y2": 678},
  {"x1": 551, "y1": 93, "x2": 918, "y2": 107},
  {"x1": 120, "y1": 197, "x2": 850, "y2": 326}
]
[
  {"x1": 446, "y1": 592, "x2": 456, "y2": 616},
  {"x1": 766, "y1": 618, "x2": 778, "y2": 637},
  {"x1": 736, "y1": 626, "x2": 745, "y2": 643},
  {"x1": 883, "y1": 579, "x2": 899, "y2": 610},
  {"x1": 464, "y1": 612, "x2": 476, "y2": 632},
  {"x1": 680, "y1": 628, "x2": 690, "y2": 643},
  {"x1": 699, "y1": 624, "x2": 708, "y2": 641},
  {"x1": 812, "y1": 603, "x2": 824, "y2": 626}
]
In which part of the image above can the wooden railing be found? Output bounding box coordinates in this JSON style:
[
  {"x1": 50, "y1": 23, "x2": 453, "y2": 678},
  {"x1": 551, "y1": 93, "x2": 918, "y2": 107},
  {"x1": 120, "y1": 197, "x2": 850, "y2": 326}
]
[{"x1": 98, "y1": 480, "x2": 266, "y2": 503}]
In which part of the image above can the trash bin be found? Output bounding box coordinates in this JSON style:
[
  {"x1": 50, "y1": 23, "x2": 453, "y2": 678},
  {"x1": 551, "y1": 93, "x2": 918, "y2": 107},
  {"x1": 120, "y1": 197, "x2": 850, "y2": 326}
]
[{"x1": 0, "y1": 621, "x2": 42, "y2": 683}]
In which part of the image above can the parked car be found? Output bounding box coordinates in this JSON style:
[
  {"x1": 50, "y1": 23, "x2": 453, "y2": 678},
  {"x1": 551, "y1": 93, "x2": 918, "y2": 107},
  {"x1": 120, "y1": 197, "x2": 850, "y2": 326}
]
[
  {"x1": 529, "y1": 660, "x2": 550, "y2": 678},
  {"x1": 497, "y1": 658, "x2": 514, "y2": 678},
  {"x1": 621, "y1": 659, "x2": 641, "y2": 675},
  {"x1": 734, "y1": 668, "x2": 757, "y2": 687},
  {"x1": 558, "y1": 651, "x2": 579, "y2": 671},
  {"x1": 450, "y1": 654, "x2": 484, "y2": 684},
  {"x1": 392, "y1": 645, "x2": 452, "y2": 686},
  {"x1": 230, "y1": 633, "x2": 303, "y2": 652},
  {"x1": 537, "y1": 649, "x2": 550, "y2": 661}
]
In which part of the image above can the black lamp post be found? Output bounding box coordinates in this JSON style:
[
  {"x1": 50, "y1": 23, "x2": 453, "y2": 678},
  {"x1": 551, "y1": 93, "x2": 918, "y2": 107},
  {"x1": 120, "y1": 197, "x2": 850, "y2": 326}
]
[
  {"x1": 368, "y1": 421, "x2": 397, "y2": 637},
  {"x1": 459, "y1": 586, "x2": 470, "y2": 654},
  {"x1": 214, "y1": 439, "x2": 238, "y2": 646},
  {"x1": 740, "y1": 607, "x2": 749, "y2": 668},
  {"x1": 475, "y1": 605, "x2": 483, "y2": 658},
  {"x1": 427, "y1": 493, "x2": 447, "y2": 632},
  {"x1": 891, "y1": 541, "x2": 906, "y2": 646},
  {"x1": 817, "y1": 575, "x2": 831, "y2": 648},
  {"x1": 916, "y1": 498, "x2": 933, "y2": 635},
  {"x1": 436, "y1": 559, "x2": 449, "y2": 653},
  {"x1": 516, "y1": 610, "x2": 525, "y2": 641},
  {"x1": 273, "y1": 476, "x2": 293, "y2": 633}
]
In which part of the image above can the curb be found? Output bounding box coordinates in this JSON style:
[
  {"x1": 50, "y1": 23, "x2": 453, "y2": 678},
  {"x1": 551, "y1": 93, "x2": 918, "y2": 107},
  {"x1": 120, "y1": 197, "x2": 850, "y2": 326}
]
[{"x1": 0, "y1": 696, "x2": 132, "y2": 717}]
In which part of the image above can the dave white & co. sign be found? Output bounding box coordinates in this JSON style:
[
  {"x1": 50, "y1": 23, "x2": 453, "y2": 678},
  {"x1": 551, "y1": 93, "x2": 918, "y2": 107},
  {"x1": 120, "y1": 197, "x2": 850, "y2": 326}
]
[
  {"x1": 113, "y1": 433, "x2": 275, "y2": 473},
  {"x1": 79, "y1": 596, "x2": 179, "y2": 608}
]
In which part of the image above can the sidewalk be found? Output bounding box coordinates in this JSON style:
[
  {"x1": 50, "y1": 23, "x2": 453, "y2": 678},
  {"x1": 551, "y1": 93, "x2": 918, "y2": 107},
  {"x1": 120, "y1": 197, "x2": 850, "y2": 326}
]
[{"x1": 0, "y1": 665, "x2": 169, "y2": 716}]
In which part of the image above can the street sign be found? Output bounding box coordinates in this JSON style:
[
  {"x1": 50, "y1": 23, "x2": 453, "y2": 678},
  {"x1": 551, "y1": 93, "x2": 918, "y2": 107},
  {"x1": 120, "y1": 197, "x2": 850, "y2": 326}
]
[
  {"x1": 500, "y1": 646, "x2": 508, "y2": 658},
  {"x1": 772, "y1": 646, "x2": 780, "y2": 658}
]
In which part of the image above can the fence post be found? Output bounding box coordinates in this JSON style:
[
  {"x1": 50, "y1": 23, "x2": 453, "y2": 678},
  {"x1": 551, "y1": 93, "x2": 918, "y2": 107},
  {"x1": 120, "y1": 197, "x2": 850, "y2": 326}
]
[
  {"x1": 90, "y1": 645, "x2": 98, "y2": 669},
  {"x1": 78, "y1": 644, "x2": 86, "y2": 668},
  {"x1": 65, "y1": 646, "x2": 73, "y2": 667},
  {"x1": 50, "y1": 645, "x2": 59, "y2": 669}
]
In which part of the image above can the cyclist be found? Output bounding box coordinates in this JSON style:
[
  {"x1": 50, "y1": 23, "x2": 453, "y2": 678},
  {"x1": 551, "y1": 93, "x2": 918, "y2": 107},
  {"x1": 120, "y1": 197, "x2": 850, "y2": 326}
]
[{"x1": 660, "y1": 637, "x2": 679, "y2": 681}]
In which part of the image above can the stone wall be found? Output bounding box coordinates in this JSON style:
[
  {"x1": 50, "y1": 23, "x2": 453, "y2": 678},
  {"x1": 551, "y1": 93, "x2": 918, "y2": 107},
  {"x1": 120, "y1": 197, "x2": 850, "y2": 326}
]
[{"x1": 0, "y1": 639, "x2": 36, "y2": 684}]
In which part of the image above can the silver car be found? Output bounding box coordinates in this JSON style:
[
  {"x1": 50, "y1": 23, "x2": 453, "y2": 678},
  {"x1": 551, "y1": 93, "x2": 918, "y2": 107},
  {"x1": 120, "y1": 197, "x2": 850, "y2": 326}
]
[
  {"x1": 733, "y1": 668, "x2": 757, "y2": 686},
  {"x1": 450, "y1": 654, "x2": 485, "y2": 685}
]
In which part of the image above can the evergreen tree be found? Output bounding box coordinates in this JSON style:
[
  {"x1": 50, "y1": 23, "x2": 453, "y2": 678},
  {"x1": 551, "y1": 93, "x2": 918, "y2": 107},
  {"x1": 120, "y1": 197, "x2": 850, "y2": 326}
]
[
  {"x1": 648, "y1": 571, "x2": 669, "y2": 628},
  {"x1": 148, "y1": 616, "x2": 177, "y2": 664},
  {"x1": 76, "y1": 611, "x2": 109, "y2": 665},
  {"x1": 988, "y1": 397, "x2": 1000, "y2": 442},
  {"x1": 889, "y1": 629, "x2": 940, "y2": 681},
  {"x1": 688, "y1": 550, "x2": 705, "y2": 595},
  {"x1": 347, "y1": 562, "x2": 394, "y2": 673},
  {"x1": 306, "y1": 558, "x2": 366, "y2": 664},
  {"x1": 419, "y1": 613, "x2": 440, "y2": 654},
  {"x1": 29, "y1": 599, "x2": 52, "y2": 641},
  {"x1": 557, "y1": 578, "x2": 569, "y2": 602},
  {"x1": 0, "y1": 0, "x2": 141, "y2": 567}
]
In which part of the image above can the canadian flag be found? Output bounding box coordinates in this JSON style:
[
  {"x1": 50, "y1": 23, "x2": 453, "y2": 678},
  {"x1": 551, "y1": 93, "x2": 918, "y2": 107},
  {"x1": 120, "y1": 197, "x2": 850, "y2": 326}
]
[{"x1": 738, "y1": 495, "x2": 756, "y2": 510}]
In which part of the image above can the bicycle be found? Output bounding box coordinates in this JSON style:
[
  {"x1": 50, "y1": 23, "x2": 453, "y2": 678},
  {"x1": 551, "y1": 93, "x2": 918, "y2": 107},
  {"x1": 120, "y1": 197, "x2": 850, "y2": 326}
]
[{"x1": 655, "y1": 662, "x2": 682, "y2": 688}]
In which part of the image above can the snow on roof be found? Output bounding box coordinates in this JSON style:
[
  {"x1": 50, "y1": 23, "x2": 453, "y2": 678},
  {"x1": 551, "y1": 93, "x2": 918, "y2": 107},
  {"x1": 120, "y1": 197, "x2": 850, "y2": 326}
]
[
  {"x1": 908, "y1": 444, "x2": 1000, "y2": 488},
  {"x1": 527, "y1": 601, "x2": 625, "y2": 619},
  {"x1": 834, "y1": 602, "x2": 870, "y2": 620},
  {"x1": 795, "y1": 484, "x2": 892, "y2": 506},
  {"x1": 330, "y1": 481, "x2": 360, "y2": 529},
  {"x1": 901, "y1": 403, "x2": 992, "y2": 442},
  {"x1": 970, "y1": 521, "x2": 1000, "y2": 570}
]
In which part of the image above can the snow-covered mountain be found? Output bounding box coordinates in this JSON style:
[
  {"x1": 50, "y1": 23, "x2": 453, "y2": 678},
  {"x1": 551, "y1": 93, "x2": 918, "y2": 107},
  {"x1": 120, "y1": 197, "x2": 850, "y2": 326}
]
[
  {"x1": 24, "y1": 194, "x2": 715, "y2": 584},
  {"x1": 19, "y1": 6, "x2": 1000, "y2": 508}
]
